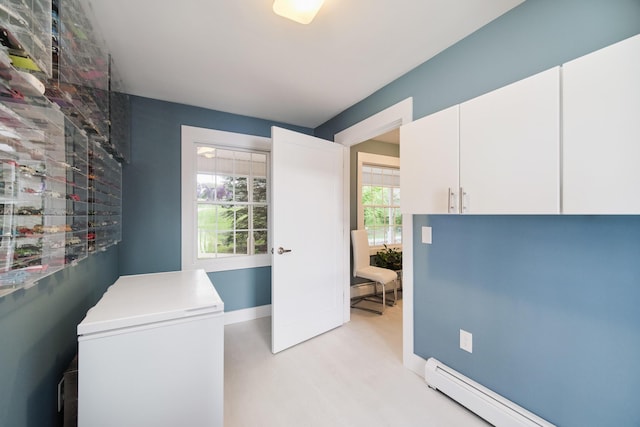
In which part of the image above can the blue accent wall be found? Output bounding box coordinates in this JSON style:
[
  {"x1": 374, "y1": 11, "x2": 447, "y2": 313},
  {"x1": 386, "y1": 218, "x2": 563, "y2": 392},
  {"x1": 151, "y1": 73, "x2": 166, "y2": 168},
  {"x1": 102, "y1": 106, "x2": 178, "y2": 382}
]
[
  {"x1": 315, "y1": 0, "x2": 640, "y2": 140},
  {"x1": 121, "y1": 96, "x2": 311, "y2": 310},
  {"x1": 209, "y1": 267, "x2": 272, "y2": 311},
  {"x1": 315, "y1": 1, "x2": 640, "y2": 426},
  {"x1": 0, "y1": 249, "x2": 119, "y2": 427},
  {"x1": 414, "y1": 216, "x2": 640, "y2": 426}
]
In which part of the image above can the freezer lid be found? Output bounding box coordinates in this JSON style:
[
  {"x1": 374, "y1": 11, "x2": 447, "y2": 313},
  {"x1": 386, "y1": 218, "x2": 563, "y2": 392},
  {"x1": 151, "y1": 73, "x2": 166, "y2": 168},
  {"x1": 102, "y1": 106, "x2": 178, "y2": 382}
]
[{"x1": 78, "y1": 269, "x2": 224, "y2": 336}]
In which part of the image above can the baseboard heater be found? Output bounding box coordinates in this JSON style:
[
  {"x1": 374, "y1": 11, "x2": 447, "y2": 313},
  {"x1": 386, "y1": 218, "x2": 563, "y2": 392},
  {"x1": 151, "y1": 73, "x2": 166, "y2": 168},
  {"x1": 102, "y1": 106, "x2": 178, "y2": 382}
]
[{"x1": 424, "y1": 358, "x2": 555, "y2": 427}]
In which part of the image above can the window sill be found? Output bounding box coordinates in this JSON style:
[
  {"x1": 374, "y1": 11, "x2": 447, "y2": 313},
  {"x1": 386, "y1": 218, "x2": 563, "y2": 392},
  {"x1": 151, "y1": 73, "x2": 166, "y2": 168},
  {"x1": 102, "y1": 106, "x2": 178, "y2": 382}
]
[
  {"x1": 187, "y1": 254, "x2": 271, "y2": 273},
  {"x1": 368, "y1": 244, "x2": 402, "y2": 256}
]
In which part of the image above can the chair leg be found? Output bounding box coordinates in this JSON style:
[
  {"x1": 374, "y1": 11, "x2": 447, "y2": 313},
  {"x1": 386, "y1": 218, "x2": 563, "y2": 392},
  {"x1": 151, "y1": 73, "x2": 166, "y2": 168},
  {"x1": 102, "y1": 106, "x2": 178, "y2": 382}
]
[
  {"x1": 351, "y1": 280, "x2": 395, "y2": 315},
  {"x1": 393, "y1": 278, "x2": 398, "y2": 306}
]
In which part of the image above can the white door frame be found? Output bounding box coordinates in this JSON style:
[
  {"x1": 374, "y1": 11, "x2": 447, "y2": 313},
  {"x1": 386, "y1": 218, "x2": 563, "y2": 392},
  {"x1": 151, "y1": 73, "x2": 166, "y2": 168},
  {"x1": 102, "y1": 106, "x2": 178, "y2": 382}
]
[{"x1": 334, "y1": 97, "x2": 426, "y2": 376}]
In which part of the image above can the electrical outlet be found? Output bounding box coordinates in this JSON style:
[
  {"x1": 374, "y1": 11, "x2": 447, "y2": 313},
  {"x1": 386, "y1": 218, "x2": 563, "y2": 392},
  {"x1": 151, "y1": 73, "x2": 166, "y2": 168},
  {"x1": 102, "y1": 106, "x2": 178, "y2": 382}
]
[{"x1": 460, "y1": 329, "x2": 473, "y2": 353}]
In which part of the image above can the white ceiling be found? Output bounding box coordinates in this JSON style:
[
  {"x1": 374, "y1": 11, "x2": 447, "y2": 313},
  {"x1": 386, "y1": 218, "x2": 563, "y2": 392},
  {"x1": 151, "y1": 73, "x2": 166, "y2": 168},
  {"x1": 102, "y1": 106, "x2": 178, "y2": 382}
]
[{"x1": 86, "y1": 0, "x2": 523, "y2": 129}]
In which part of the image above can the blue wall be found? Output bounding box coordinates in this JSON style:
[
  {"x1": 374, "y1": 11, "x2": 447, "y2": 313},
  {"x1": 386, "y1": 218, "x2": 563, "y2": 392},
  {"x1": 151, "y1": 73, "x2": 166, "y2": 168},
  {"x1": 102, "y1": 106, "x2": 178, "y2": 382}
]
[
  {"x1": 414, "y1": 216, "x2": 640, "y2": 426},
  {"x1": 316, "y1": 0, "x2": 640, "y2": 426},
  {"x1": 0, "y1": 249, "x2": 119, "y2": 427},
  {"x1": 122, "y1": 96, "x2": 311, "y2": 311},
  {"x1": 316, "y1": 0, "x2": 640, "y2": 139}
]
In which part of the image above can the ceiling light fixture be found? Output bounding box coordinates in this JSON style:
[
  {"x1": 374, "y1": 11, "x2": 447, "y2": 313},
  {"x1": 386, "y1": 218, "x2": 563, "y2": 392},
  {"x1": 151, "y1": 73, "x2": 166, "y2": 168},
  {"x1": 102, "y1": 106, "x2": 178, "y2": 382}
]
[{"x1": 273, "y1": 0, "x2": 325, "y2": 25}]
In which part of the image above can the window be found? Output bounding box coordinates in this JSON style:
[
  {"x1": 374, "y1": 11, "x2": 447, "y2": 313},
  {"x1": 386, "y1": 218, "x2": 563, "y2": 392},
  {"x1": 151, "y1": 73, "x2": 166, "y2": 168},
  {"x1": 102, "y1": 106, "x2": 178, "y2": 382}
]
[
  {"x1": 182, "y1": 126, "x2": 271, "y2": 272},
  {"x1": 196, "y1": 147, "x2": 268, "y2": 258},
  {"x1": 357, "y1": 152, "x2": 401, "y2": 251}
]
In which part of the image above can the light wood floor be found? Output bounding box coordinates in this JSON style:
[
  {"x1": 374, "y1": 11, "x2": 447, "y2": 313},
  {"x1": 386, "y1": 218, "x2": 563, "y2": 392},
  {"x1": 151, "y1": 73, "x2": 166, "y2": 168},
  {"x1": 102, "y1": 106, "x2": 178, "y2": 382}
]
[{"x1": 224, "y1": 300, "x2": 490, "y2": 427}]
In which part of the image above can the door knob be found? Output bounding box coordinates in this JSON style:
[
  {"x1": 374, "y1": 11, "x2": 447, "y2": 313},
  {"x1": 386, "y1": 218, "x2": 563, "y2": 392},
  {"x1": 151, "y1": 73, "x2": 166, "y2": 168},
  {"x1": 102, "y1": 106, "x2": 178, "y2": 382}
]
[{"x1": 277, "y1": 247, "x2": 292, "y2": 255}]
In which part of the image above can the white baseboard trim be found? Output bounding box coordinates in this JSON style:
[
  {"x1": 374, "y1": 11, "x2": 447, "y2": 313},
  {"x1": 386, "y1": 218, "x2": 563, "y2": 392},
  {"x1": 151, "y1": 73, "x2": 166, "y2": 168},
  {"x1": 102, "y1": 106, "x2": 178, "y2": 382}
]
[
  {"x1": 405, "y1": 353, "x2": 428, "y2": 378},
  {"x1": 224, "y1": 304, "x2": 272, "y2": 325}
]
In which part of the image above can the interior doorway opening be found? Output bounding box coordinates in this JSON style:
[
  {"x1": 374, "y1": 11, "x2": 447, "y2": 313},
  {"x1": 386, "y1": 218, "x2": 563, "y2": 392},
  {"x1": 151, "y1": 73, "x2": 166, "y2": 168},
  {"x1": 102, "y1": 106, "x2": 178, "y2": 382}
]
[
  {"x1": 349, "y1": 133, "x2": 402, "y2": 318},
  {"x1": 333, "y1": 98, "x2": 424, "y2": 375}
]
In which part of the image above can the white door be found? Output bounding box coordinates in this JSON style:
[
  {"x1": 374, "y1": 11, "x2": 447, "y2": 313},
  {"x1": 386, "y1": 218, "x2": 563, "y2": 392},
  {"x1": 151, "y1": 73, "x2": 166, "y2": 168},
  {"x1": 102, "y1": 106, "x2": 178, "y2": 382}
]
[{"x1": 271, "y1": 127, "x2": 344, "y2": 353}]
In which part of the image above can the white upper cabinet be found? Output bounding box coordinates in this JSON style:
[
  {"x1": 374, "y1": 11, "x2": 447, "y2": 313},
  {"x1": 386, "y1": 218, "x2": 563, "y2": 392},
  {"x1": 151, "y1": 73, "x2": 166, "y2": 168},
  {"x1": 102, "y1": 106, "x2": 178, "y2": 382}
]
[
  {"x1": 562, "y1": 34, "x2": 640, "y2": 214},
  {"x1": 400, "y1": 105, "x2": 459, "y2": 214},
  {"x1": 400, "y1": 67, "x2": 560, "y2": 215},
  {"x1": 459, "y1": 67, "x2": 561, "y2": 214}
]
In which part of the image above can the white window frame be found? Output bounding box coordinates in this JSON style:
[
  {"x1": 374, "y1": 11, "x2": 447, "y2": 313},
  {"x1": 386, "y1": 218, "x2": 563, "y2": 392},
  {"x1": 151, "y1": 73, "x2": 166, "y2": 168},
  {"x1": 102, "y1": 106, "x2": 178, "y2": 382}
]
[
  {"x1": 356, "y1": 152, "x2": 401, "y2": 255},
  {"x1": 181, "y1": 125, "x2": 271, "y2": 272}
]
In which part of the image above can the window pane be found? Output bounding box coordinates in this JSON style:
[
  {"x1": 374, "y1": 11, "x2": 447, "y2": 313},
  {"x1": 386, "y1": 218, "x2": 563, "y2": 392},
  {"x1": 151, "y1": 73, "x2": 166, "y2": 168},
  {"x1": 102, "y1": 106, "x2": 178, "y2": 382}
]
[
  {"x1": 374, "y1": 228, "x2": 385, "y2": 246},
  {"x1": 253, "y1": 178, "x2": 267, "y2": 202},
  {"x1": 363, "y1": 207, "x2": 376, "y2": 227},
  {"x1": 382, "y1": 187, "x2": 391, "y2": 205},
  {"x1": 254, "y1": 230, "x2": 268, "y2": 254},
  {"x1": 252, "y1": 153, "x2": 267, "y2": 177},
  {"x1": 216, "y1": 150, "x2": 235, "y2": 174},
  {"x1": 217, "y1": 205, "x2": 235, "y2": 231},
  {"x1": 197, "y1": 229, "x2": 216, "y2": 257},
  {"x1": 254, "y1": 206, "x2": 267, "y2": 229},
  {"x1": 362, "y1": 186, "x2": 372, "y2": 206},
  {"x1": 379, "y1": 211, "x2": 386, "y2": 227},
  {"x1": 382, "y1": 169, "x2": 395, "y2": 186},
  {"x1": 394, "y1": 208, "x2": 402, "y2": 225},
  {"x1": 236, "y1": 206, "x2": 249, "y2": 230},
  {"x1": 362, "y1": 167, "x2": 373, "y2": 187},
  {"x1": 217, "y1": 176, "x2": 234, "y2": 201},
  {"x1": 197, "y1": 204, "x2": 217, "y2": 230},
  {"x1": 371, "y1": 187, "x2": 384, "y2": 205},
  {"x1": 366, "y1": 228, "x2": 375, "y2": 246},
  {"x1": 371, "y1": 169, "x2": 383, "y2": 186},
  {"x1": 197, "y1": 146, "x2": 216, "y2": 158},
  {"x1": 197, "y1": 182, "x2": 213, "y2": 201},
  {"x1": 236, "y1": 231, "x2": 249, "y2": 255},
  {"x1": 197, "y1": 204, "x2": 217, "y2": 258},
  {"x1": 217, "y1": 232, "x2": 235, "y2": 254},
  {"x1": 235, "y1": 151, "x2": 251, "y2": 175},
  {"x1": 197, "y1": 174, "x2": 215, "y2": 201},
  {"x1": 375, "y1": 207, "x2": 386, "y2": 226},
  {"x1": 235, "y1": 177, "x2": 248, "y2": 202},
  {"x1": 393, "y1": 188, "x2": 400, "y2": 206}
]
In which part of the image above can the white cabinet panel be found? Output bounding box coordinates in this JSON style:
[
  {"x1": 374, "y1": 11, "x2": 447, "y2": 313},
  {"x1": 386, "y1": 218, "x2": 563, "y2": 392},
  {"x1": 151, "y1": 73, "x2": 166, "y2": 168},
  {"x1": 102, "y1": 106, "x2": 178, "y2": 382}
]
[
  {"x1": 459, "y1": 67, "x2": 561, "y2": 214},
  {"x1": 400, "y1": 105, "x2": 459, "y2": 214},
  {"x1": 400, "y1": 68, "x2": 560, "y2": 215},
  {"x1": 562, "y1": 34, "x2": 640, "y2": 214}
]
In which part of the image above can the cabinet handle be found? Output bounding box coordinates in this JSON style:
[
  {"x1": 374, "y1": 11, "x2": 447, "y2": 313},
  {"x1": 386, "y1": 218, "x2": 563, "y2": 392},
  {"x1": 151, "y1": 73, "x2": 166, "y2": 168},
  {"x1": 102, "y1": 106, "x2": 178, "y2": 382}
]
[
  {"x1": 460, "y1": 187, "x2": 468, "y2": 213},
  {"x1": 448, "y1": 187, "x2": 458, "y2": 214}
]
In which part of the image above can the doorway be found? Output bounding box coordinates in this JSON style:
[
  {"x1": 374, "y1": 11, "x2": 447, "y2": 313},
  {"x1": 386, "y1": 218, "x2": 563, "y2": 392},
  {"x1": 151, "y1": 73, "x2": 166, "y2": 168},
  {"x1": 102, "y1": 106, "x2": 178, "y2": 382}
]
[
  {"x1": 333, "y1": 98, "x2": 425, "y2": 375},
  {"x1": 349, "y1": 136, "x2": 401, "y2": 301}
]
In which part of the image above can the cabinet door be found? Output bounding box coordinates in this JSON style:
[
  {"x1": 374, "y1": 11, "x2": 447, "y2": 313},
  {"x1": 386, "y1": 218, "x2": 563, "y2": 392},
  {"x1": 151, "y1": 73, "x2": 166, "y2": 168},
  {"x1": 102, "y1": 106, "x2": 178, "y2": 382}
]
[
  {"x1": 459, "y1": 67, "x2": 560, "y2": 214},
  {"x1": 400, "y1": 105, "x2": 459, "y2": 214},
  {"x1": 562, "y1": 35, "x2": 640, "y2": 214}
]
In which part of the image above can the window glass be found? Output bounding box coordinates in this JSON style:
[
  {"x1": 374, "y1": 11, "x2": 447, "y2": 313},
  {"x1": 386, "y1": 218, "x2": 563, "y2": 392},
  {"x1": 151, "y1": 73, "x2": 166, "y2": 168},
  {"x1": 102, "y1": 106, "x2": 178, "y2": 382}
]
[
  {"x1": 361, "y1": 164, "x2": 401, "y2": 247},
  {"x1": 196, "y1": 145, "x2": 269, "y2": 259}
]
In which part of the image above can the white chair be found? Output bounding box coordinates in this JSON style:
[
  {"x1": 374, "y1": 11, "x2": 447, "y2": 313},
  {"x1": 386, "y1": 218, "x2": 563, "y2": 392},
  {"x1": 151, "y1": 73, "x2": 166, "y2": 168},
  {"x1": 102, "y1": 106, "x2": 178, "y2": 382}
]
[{"x1": 350, "y1": 229, "x2": 398, "y2": 315}]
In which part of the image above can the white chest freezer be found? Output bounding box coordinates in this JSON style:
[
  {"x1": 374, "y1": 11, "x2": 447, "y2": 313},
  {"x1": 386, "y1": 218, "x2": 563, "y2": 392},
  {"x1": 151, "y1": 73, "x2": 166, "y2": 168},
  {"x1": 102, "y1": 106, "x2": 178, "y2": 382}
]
[{"x1": 77, "y1": 269, "x2": 224, "y2": 427}]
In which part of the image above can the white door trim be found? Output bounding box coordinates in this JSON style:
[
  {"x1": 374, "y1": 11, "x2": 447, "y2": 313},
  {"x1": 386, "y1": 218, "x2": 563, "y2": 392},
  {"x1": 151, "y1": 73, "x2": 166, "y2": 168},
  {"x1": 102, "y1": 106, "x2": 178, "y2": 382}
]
[
  {"x1": 333, "y1": 97, "x2": 426, "y2": 376},
  {"x1": 334, "y1": 98, "x2": 413, "y2": 147}
]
